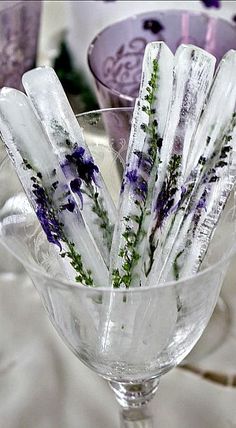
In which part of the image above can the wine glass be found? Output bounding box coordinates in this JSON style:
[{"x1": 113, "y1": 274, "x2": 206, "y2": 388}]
[{"x1": 0, "y1": 108, "x2": 235, "y2": 426}]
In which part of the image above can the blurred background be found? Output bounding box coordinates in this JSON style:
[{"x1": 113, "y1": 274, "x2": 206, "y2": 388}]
[
  {"x1": 0, "y1": 1, "x2": 236, "y2": 427},
  {"x1": 38, "y1": 1, "x2": 236, "y2": 111}
]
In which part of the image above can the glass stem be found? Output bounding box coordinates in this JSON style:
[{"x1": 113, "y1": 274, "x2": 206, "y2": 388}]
[
  {"x1": 109, "y1": 378, "x2": 159, "y2": 427},
  {"x1": 119, "y1": 405, "x2": 154, "y2": 428},
  {"x1": 109, "y1": 377, "x2": 160, "y2": 408}
]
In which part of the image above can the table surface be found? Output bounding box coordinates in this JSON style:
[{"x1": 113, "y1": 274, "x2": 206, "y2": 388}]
[{"x1": 1, "y1": 1, "x2": 236, "y2": 427}]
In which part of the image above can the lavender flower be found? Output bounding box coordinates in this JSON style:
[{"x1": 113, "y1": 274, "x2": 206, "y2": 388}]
[
  {"x1": 61, "y1": 197, "x2": 76, "y2": 213},
  {"x1": 154, "y1": 154, "x2": 181, "y2": 225},
  {"x1": 126, "y1": 168, "x2": 138, "y2": 184},
  {"x1": 63, "y1": 147, "x2": 99, "y2": 186},
  {"x1": 25, "y1": 159, "x2": 95, "y2": 286},
  {"x1": 112, "y1": 56, "x2": 161, "y2": 288},
  {"x1": 196, "y1": 195, "x2": 207, "y2": 210},
  {"x1": 125, "y1": 167, "x2": 148, "y2": 202},
  {"x1": 70, "y1": 177, "x2": 83, "y2": 207},
  {"x1": 124, "y1": 150, "x2": 153, "y2": 198},
  {"x1": 31, "y1": 179, "x2": 63, "y2": 250},
  {"x1": 60, "y1": 142, "x2": 114, "y2": 259},
  {"x1": 135, "y1": 150, "x2": 153, "y2": 174},
  {"x1": 36, "y1": 206, "x2": 62, "y2": 250},
  {"x1": 61, "y1": 146, "x2": 100, "y2": 211}
]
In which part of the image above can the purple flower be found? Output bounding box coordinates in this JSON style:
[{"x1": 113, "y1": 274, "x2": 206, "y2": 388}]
[
  {"x1": 154, "y1": 181, "x2": 176, "y2": 227},
  {"x1": 36, "y1": 206, "x2": 62, "y2": 251},
  {"x1": 61, "y1": 197, "x2": 76, "y2": 213},
  {"x1": 32, "y1": 181, "x2": 63, "y2": 251},
  {"x1": 70, "y1": 178, "x2": 83, "y2": 207},
  {"x1": 201, "y1": 0, "x2": 220, "y2": 8},
  {"x1": 196, "y1": 196, "x2": 207, "y2": 210},
  {"x1": 32, "y1": 185, "x2": 47, "y2": 206},
  {"x1": 126, "y1": 168, "x2": 138, "y2": 184},
  {"x1": 138, "y1": 179, "x2": 148, "y2": 196},
  {"x1": 134, "y1": 150, "x2": 153, "y2": 174},
  {"x1": 63, "y1": 146, "x2": 99, "y2": 186},
  {"x1": 73, "y1": 146, "x2": 85, "y2": 157},
  {"x1": 125, "y1": 168, "x2": 148, "y2": 202},
  {"x1": 70, "y1": 177, "x2": 82, "y2": 193}
]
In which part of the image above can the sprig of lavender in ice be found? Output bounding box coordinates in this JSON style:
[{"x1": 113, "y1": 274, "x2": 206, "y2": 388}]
[
  {"x1": 110, "y1": 43, "x2": 174, "y2": 288},
  {"x1": 23, "y1": 158, "x2": 94, "y2": 286},
  {"x1": 22, "y1": 67, "x2": 117, "y2": 268},
  {"x1": 0, "y1": 88, "x2": 109, "y2": 287},
  {"x1": 146, "y1": 153, "x2": 181, "y2": 275},
  {"x1": 112, "y1": 58, "x2": 161, "y2": 288},
  {"x1": 58, "y1": 137, "x2": 113, "y2": 249},
  {"x1": 169, "y1": 112, "x2": 236, "y2": 281},
  {"x1": 146, "y1": 49, "x2": 236, "y2": 286},
  {"x1": 140, "y1": 45, "x2": 216, "y2": 285}
]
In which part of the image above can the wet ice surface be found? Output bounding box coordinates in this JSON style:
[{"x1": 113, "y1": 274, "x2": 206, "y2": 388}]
[
  {"x1": 0, "y1": 42, "x2": 235, "y2": 292},
  {"x1": 0, "y1": 88, "x2": 109, "y2": 286},
  {"x1": 143, "y1": 45, "x2": 216, "y2": 286},
  {"x1": 22, "y1": 67, "x2": 116, "y2": 268},
  {"x1": 110, "y1": 42, "x2": 174, "y2": 287}
]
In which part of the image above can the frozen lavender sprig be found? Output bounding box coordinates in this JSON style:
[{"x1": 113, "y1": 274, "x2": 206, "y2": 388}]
[
  {"x1": 110, "y1": 42, "x2": 174, "y2": 288},
  {"x1": 0, "y1": 88, "x2": 109, "y2": 287},
  {"x1": 163, "y1": 111, "x2": 236, "y2": 282},
  {"x1": 22, "y1": 67, "x2": 116, "y2": 268},
  {"x1": 139, "y1": 45, "x2": 216, "y2": 285},
  {"x1": 146, "y1": 49, "x2": 236, "y2": 285}
]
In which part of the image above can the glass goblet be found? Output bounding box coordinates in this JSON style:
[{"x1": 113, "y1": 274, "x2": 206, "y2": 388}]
[{"x1": 0, "y1": 108, "x2": 235, "y2": 426}]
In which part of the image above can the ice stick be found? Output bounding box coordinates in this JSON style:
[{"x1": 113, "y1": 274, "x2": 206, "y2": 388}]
[
  {"x1": 162, "y1": 111, "x2": 236, "y2": 282},
  {"x1": 140, "y1": 45, "x2": 216, "y2": 285},
  {"x1": 109, "y1": 41, "x2": 174, "y2": 288},
  {"x1": 0, "y1": 88, "x2": 109, "y2": 287},
  {"x1": 146, "y1": 50, "x2": 236, "y2": 285},
  {"x1": 22, "y1": 67, "x2": 116, "y2": 268}
]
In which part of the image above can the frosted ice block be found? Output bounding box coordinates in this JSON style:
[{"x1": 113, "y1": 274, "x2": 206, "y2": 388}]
[
  {"x1": 109, "y1": 42, "x2": 174, "y2": 288},
  {"x1": 0, "y1": 88, "x2": 108, "y2": 287},
  {"x1": 148, "y1": 50, "x2": 236, "y2": 284},
  {"x1": 22, "y1": 67, "x2": 116, "y2": 267},
  {"x1": 163, "y1": 111, "x2": 236, "y2": 282},
  {"x1": 141, "y1": 44, "x2": 216, "y2": 285},
  {"x1": 147, "y1": 50, "x2": 236, "y2": 284}
]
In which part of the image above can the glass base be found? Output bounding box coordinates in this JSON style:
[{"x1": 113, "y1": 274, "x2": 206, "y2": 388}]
[{"x1": 183, "y1": 297, "x2": 230, "y2": 364}]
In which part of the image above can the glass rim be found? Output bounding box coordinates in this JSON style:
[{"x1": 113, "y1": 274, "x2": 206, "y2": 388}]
[
  {"x1": 87, "y1": 8, "x2": 236, "y2": 101},
  {"x1": 0, "y1": 106, "x2": 236, "y2": 293}
]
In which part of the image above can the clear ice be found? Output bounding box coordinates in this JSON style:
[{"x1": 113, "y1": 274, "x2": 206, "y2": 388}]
[
  {"x1": 22, "y1": 67, "x2": 117, "y2": 268},
  {"x1": 110, "y1": 42, "x2": 174, "y2": 287},
  {"x1": 0, "y1": 88, "x2": 109, "y2": 287},
  {"x1": 148, "y1": 49, "x2": 236, "y2": 284}
]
